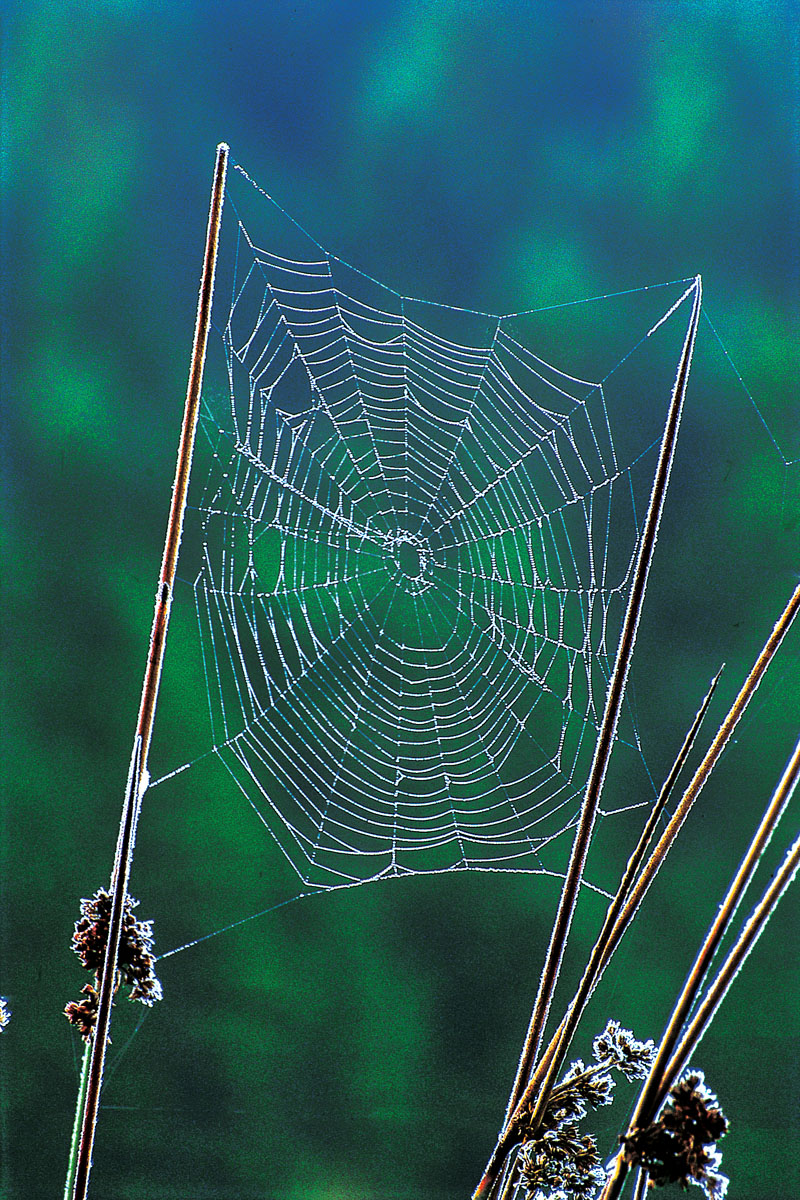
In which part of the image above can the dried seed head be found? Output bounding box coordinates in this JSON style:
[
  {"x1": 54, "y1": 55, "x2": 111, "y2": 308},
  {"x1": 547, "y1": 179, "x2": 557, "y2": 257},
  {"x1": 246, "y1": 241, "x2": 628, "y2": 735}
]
[
  {"x1": 70, "y1": 887, "x2": 163, "y2": 1006},
  {"x1": 66, "y1": 887, "x2": 163, "y2": 1037},
  {"x1": 593, "y1": 1019, "x2": 656, "y2": 1081},
  {"x1": 520, "y1": 1122, "x2": 606, "y2": 1200},
  {"x1": 581, "y1": 1071, "x2": 615, "y2": 1110},
  {"x1": 621, "y1": 1069, "x2": 729, "y2": 1198},
  {"x1": 666, "y1": 1072, "x2": 728, "y2": 1145},
  {"x1": 519, "y1": 1020, "x2": 656, "y2": 1200},
  {"x1": 64, "y1": 983, "x2": 100, "y2": 1044}
]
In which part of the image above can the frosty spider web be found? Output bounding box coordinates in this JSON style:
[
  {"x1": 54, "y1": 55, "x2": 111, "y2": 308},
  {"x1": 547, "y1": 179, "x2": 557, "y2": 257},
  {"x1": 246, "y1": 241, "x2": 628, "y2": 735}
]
[{"x1": 155, "y1": 166, "x2": 703, "y2": 902}]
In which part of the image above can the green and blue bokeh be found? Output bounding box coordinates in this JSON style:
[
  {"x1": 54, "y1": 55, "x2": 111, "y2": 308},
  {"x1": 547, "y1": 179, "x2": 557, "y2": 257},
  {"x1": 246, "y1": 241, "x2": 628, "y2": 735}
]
[{"x1": 4, "y1": 2, "x2": 799, "y2": 1196}]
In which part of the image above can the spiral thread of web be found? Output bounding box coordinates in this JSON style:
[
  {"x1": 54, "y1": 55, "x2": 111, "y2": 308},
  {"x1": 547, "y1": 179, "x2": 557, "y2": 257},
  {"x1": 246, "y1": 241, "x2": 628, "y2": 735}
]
[{"x1": 188, "y1": 191, "x2": 662, "y2": 893}]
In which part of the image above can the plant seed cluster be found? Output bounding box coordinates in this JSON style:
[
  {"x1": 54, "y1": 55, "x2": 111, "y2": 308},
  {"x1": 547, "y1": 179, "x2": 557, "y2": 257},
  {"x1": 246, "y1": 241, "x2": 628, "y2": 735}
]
[
  {"x1": 64, "y1": 888, "x2": 162, "y2": 1042},
  {"x1": 519, "y1": 1020, "x2": 656, "y2": 1200},
  {"x1": 622, "y1": 1070, "x2": 729, "y2": 1198}
]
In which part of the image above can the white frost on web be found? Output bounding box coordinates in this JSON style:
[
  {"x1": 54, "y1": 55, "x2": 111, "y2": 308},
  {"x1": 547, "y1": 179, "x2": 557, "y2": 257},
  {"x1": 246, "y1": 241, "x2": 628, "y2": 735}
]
[{"x1": 174, "y1": 179, "x2": 681, "y2": 899}]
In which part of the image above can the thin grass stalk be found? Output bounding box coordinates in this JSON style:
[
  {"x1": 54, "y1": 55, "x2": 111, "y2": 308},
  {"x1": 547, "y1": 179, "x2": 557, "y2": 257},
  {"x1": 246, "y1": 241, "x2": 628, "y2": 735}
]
[
  {"x1": 504, "y1": 279, "x2": 702, "y2": 1117},
  {"x1": 659, "y1": 738, "x2": 800, "y2": 1103},
  {"x1": 67, "y1": 142, "x2": 229, "y2": 1200},
  {"x1": 631, "y1": 1167, "x2": 649, "y2": 1200},
  {"x1": 496, "y1": 1149, "x2": 519, "y2": 1200},
  {"x1": 69, "y1": 735, "x2": 141, "y2": 1200},
  {"x1": 473, "y1": 278, "x2": 702, "y2": 1200},
  {"x1": 617, "y1": 702, "x2": 800, "y2": 1138},
  {"x1": 573, "y1": 590, "x2": 800, "y2": 1059},
  {"x1": 498, "y1": 1158, "x2": 521, "y2": 1200},
  {"x1": 661, "y1": 826, "x2": 800, "y2": 1098},
  {"x1": 601, "y1": 732, "x2": 800, "y2": 1200},
  {"x1": 63, "y1": 1043, "x2": 91, "y2": 1200}
]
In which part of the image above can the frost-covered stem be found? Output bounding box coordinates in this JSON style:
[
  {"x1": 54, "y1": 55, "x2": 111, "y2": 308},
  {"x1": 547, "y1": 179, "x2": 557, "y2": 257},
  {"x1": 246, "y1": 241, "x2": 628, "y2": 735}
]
[
  {"x1": 590, "y1": 582, "x2": 800, "y2": 998},
  {"x1": 522, "y1": 667, "x2": 721, "y2": 1131},
  {"x1": 631, "y1": 1167, "x2": 649, "y2": 1200},
  {"x1": 478, "y1": 574, "x2": 800, "y2": 1200},
  {"x1": 68, "y1": 142, "x2": 228, "y2": 1200},
  {"x1": 624, "y1": 660, "x2": 800, "y2": 1130},
  {"x1": 496, "y1": 1150, "x2": 520, "y2": 1200},
  {"x1": 660, "y1": 740, "x2": 800, "y2": 1102},
  {"x1": 601, "y1": 725, "x2": 800, "y2": 1200},
  {"x1": 63, "y1": 1043, "x2": 91, "y2": 1200},
  {"x1": 506, "y1": 279, "x2": 700, "y2": 1112},
  {"x1": 472, "y1": 278, "x2": 702, "y2": 1200}
]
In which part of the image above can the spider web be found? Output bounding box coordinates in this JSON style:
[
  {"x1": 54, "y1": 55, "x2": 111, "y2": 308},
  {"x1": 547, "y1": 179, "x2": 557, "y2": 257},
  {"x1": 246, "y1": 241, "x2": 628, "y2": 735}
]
[{"x1": 155, "y1": 165, "x2": 704, "y2": 904}]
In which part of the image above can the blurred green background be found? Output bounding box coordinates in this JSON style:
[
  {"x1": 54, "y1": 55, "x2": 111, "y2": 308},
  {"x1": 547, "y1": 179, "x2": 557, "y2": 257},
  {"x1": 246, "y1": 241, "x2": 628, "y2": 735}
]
[{"x1": 3, "y1": 1, "x2": 799, "y2": 1197}]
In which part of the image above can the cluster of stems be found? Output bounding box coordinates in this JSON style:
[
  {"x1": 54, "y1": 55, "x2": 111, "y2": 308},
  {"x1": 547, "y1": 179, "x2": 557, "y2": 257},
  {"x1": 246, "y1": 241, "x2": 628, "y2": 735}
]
[
  {"x1": 480, "y1": 579, "x2": 800, "y2": 1200},
  {"x1": 472, "y1": 269, "x2": 800, "y2": 1199}
]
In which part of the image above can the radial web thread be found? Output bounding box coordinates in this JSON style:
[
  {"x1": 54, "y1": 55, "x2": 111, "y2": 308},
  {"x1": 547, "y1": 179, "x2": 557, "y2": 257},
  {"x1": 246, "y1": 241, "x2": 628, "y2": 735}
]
[{"x1": 156, "y1": 168, "x2": 712, "y2": 903}]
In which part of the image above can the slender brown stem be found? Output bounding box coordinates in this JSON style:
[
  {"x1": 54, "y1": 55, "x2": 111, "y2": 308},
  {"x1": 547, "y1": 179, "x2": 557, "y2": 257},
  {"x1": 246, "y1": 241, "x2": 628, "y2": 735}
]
[
  {"x1": 472, "y1": 278, "x2": 702, "y2": 1200},
  {"x1": 521, "y1": 667, "x2": 723, "y2": 1129},
  {"x1": 69, "y1": 142, "x2": 229, "y2": 1200},
  {"x1": 659, "y1": 735, "x2": 800, "y2": 1103},
  {"x1": 601, "y1": 730, "x2": 800, "y2": 1200},
  {"x1": 506, "y1": 278, "x2": 701, "y2": 1114}
]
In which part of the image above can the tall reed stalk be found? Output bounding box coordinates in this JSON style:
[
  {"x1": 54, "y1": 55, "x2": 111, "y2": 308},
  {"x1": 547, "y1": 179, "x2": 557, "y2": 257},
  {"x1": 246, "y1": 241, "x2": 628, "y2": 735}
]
[
  {"x1": 473, "y1": 276, "x2": 702, "y2": 1200},
  {"x1": 64, "y1": 142, "x2": 229, "y2": 1200}
]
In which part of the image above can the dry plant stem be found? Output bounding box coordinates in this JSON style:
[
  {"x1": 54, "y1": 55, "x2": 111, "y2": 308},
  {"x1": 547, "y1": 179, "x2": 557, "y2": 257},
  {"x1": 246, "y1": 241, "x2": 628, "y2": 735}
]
[
  {"x1": 498, "y1": 1159, "x2": 521, "y2": 1200},
  {"x1": 62, "y1": 1027, "x2": 92, "y2": 1199},
  {"x1": 496, "y1": 1151, "x2": 519, "y2": 1200},
  {"x1": 479, "y1": 576, "x2": 800, "y2": 1200},
  {"x1": 588, "y1": 580, "x2": 800, "y2": 983},
  {"x1": 659, "y1": 737, "x2": 800, "y2": 1102},
  {"x1": 480, "y1": 1017, "x2": 566, "y2": 1199},
  {"x1": 505, "y1": 279, "x2": 702, "y2": 1116},
  {"x1": 601, "y1": 730, "x2": 800, "y2": 1200},
  {"x1": 523, "y1": 668, "x2": 723, "y2": 1123},
  {"x1": 626, "y1": 655, "x2": 800, "y2": 1124},
  {"x1": 68, "y1": 736, "x2": 141, "y2": 1200},
  {"x1": 631, "y1": 1167, "x2": 649, "y2": 1200},
  {"x1": 473, "y1": 277, "x2": 702, "y2": 1200},
  {"x1": 476, "y1": 664, "x2": 719, "y2": 1197},
  {"x1": 68, "y1": 142, "x2": 229, "y2": 1200},
  {"x1": 663, "y1": 826, "x2": 800, "y2": 1094}
]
